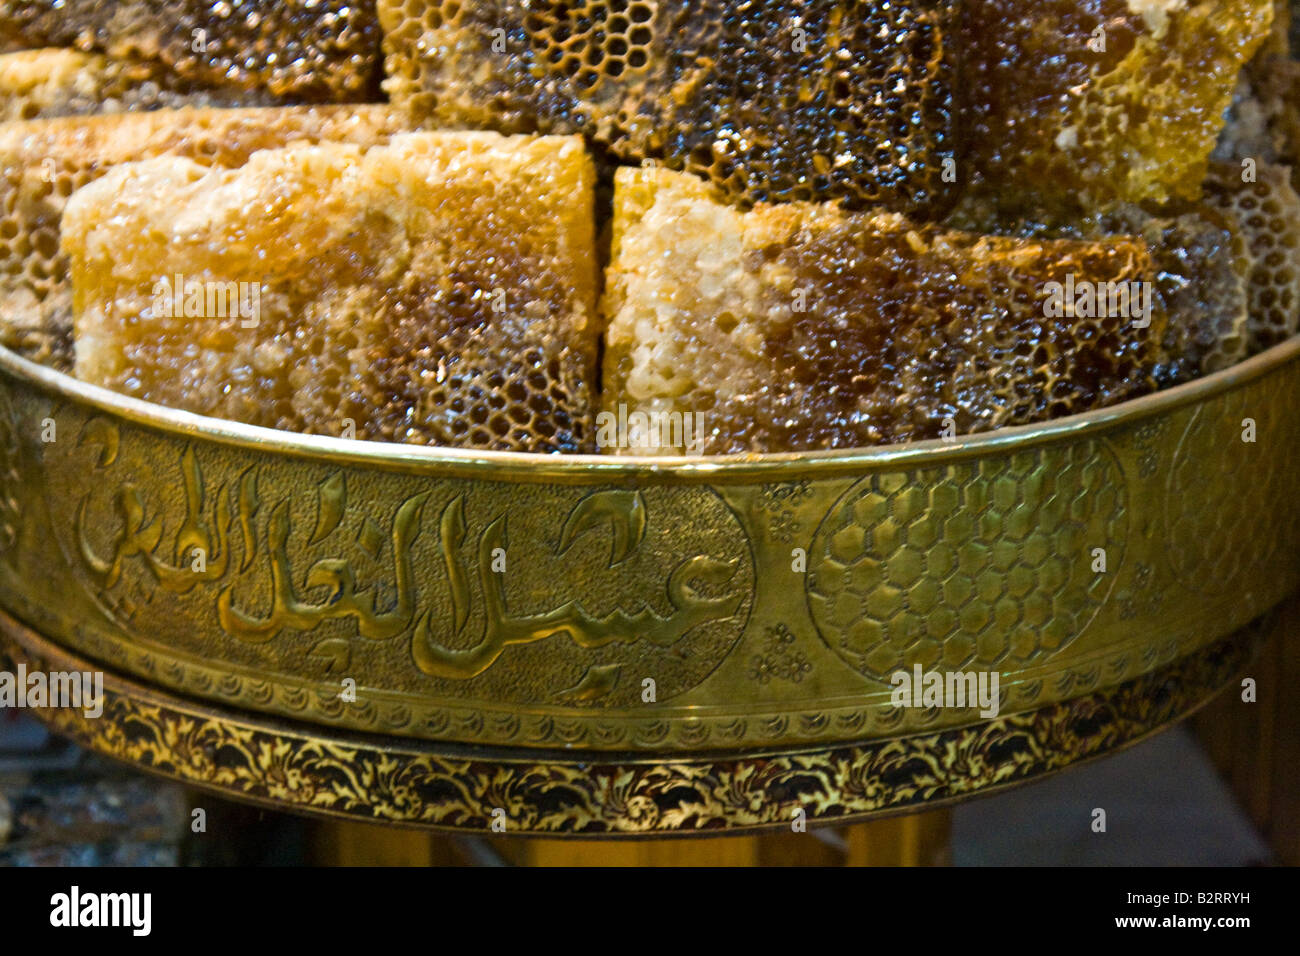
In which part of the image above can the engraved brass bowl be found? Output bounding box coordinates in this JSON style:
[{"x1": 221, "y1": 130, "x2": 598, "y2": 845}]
[{"x1": 0, "y1": 338, "x2": 1296, "y2": 834}]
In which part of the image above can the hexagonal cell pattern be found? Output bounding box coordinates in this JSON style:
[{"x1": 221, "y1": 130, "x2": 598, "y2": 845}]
[
  {"x1": 379, "y1": 0, "x2": 958, "y2": 216},
  {"x1": 0, "y1": 105, "x2": 408, "y2": 371},
  {"x1": 1202, "y1": 160, "x2": 1300, "y2": 353},
  {"x1": 807, "y1": 442, "x2": 1125, "y2": 681},
  {"x1": 62, "y1": 133, "x2": 601, "y2": 453},
  {"x1": 1166, "y1": 372, "x2": 1300, "y2": 592}
]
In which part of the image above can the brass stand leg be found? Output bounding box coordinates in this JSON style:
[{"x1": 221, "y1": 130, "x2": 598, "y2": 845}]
[
  {"x1": 308, "y1": 809, "x2": 953, "y2": 866},
  {"x1": 492, "y1": 834, "x2": 764, "y2": 866},
  {"x1": 308, "y1": 819, "x2": 451, "y2": 866},
  {"x1": 844, "y1": 809, "x2": 952, "y2": 866},
  {"x1": 483, "y1": 810, "x2": 950, "y2": 865},
  {"x1": 1192, "y1": 588, "x2": 1300, "y2": 864}
]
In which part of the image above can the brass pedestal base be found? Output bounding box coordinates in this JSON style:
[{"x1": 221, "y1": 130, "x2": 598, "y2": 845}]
[{"x1": 0, "y1": 606, "x2": 1263, "y2": 837}]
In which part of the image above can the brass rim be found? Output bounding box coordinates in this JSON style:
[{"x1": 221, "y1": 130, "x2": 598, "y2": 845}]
[
  {"x1": 0, "y1": 605, "x2": 1262, "y2": 836},
  {"x1": 0, "y1": 338, "x2": 1296, "y2": 482}
]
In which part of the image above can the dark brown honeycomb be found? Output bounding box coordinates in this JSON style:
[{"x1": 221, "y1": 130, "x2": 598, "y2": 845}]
[
  {"x1": 1202, "y1": 160, "x2": 1300, "y2": 351},
  {"x1": 380, "y1": 0, "x2": 958, "y2": 217},
  {"x1": 604, "y1": 168, "x2": 1167, "y2": 455},
  {"x1": 961, "y1": 0, "x2": 1275, "y2": 209},
  {"x1": 0, "y1": 1, "x2": 381, "y2": 103},
  {"x1": 944, "y1": 192, "x2": 1252, "y2": 384},
  {"x1": 0, "y1": 48, "x2": 280, "y2": 123},
  {"x1": 1117, "y1": 208, "x2": 1251, "y2": 383},
  {"x1": 63, "y1": 134, "x2": 600, "y2": 454},
  {"x1": 0, "y1": 106, "x2": 409, "y2": 371}
]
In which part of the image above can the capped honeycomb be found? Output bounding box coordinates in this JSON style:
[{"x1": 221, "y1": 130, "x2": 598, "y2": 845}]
[
  {"x1": 961, "y1": 0, "x2": 1275, "y2": 208},
  {"x1": 603, "y1": 167, "x2": 1167, "y2": 455},
  {"x1": 1202, "y1": 160, "x2": 1300, "y2": 351},
  {"x1": 0, "y1": 48, "x2": 279, "y2": 122},
  {"x1": 0, "y1": 0, "x2": 381, "y2": 103},
  {"x1": 64, "y1": 133, "x2": 600, "y2": 453},
  {"x1": 379, "y1": 0, "x2": 958, "y2": 217},
  {"x1": 0, "y1": 105, "x2": 409, "y2": 370}
]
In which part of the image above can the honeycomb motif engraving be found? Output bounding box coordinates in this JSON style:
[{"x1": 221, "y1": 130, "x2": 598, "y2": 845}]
[
  {"x1": 807, "y1": 443, "x2": 1126, "y2": 682},
  {"x1": 1166, "y1": 371, "x2": 1300, "y2": 592}
]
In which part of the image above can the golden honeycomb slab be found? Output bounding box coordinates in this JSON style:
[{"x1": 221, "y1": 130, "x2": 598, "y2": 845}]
[{"x1": 0, "y1": 339, "x2": 1296, "y2": 759}]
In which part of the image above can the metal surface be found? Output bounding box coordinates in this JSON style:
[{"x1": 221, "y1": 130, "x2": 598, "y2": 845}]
[
  {"x1": 0, "y1": 337, "x2": 1296, "y2": 830},
  {"x1": 0, "y1": 605, "x2": 1265, "y2": 835}
]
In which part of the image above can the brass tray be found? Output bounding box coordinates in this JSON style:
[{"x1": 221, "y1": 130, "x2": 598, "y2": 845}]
[{"x1": 0, "y1": 338, "x2": 1296, "y2": 833}]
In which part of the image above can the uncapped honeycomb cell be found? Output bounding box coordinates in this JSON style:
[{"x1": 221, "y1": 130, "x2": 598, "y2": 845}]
[
  {"x1": 0, "y1": 1, "x2": 381, "y2": 103},
  {"x1": 962, "y1": 0, "x2": 1275, "y2": 208},
  {"x1": 943, "y1": 193, "x2": 1252, "y2": 383},
  {"x1": 0, "y1": 48, "x2": 280, "y2": 122},
  {"x1": 64, "y1": 133, "x2": 600, "y2": 454},
  {"x1": 0, "y1": 105, "x2": 410, "y2": 370},
  {"x1": 1202, "y1": 160, "x2": 1300, "y2": 351},
  {"x1": 379, "y1": 0, "x2": 958, "y2": 217},
  {"x1": 603, "y1": 167, "x2": 1168, "y2": 455}
]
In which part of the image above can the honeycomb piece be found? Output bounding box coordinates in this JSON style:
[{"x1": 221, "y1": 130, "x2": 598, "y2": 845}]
[
  {"x1": 0, "y1": 105, "x2": 408, "y2": 370},
  {"x1": 1216, "y1": 2, "x2": 1300, "y2": 168},
  {"x1": 1202, "y1": 160, "x2": 1300, "y2": 351},
  {"x1": 944, "y1": 192, "x2": 1252, "y2": 382},
  {"x1": 64, "y1": 133, "x2": 599, "y2": 453},
  {"x1": 0, "y1": 48, "x2": 280, "y2": 122},
  {"x1": 0, "y1": 1, "x2": 381, "y2": 103},
  {"x1": 603, "y1": 167, "x2": 1166, "y2": 455},
  {"x1": 379, "y1": 0, "x2": 958, "y2": 217},
  {"x1": 962, "y1": 0, "x2": 1275, "y2": 208},
  {"x1": 1118, "y1": 208, "x2": 1252, "y2": 381}
]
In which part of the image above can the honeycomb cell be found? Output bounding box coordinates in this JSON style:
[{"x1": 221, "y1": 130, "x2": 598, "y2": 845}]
[
  {"x1": 961, "y1": 0, "x2": 1275, "y2": 208},
  {"x1": 62, "y1": 132, "x2": 600, "y2": 454},
  {"x1": 603, "y1": 167, "x2": 1169, "y2": 455},
  {"x1": 0, "y1": 105, "x2": 409, "y2": 370},
  {"x1": 379, "y1": 0, "x2": 959, "y2": 217},
  {"x1": 0, "y1": 1, "x2": 381, "y2": 102}
]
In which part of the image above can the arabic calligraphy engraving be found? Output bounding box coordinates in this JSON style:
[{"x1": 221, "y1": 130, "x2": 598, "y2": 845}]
[
  {"x1": 410, "y1": 492, "x2": 743, "y2": 679},
  {"x1": 72, "y1": 423, "x2": 750, "y2": 689}
]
